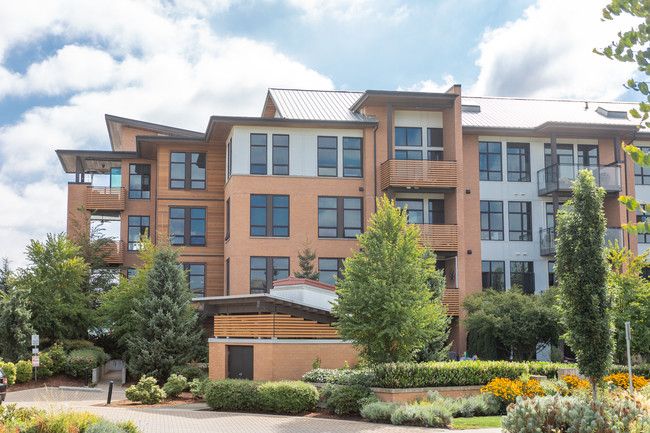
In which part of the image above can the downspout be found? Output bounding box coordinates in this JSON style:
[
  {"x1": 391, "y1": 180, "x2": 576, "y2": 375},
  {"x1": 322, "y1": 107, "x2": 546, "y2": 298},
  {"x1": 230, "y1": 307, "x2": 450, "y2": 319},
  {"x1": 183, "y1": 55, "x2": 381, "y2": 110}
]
[{"x1": 373, "y1": 123, "x2": 378, "y2": 212}]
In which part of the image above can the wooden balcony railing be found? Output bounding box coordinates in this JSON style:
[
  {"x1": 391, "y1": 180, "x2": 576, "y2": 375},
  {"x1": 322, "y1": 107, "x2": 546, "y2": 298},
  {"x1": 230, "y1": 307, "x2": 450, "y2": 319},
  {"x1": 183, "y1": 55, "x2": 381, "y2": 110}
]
[
  {"x1": 380, "y1": 160, "x2": 457, "y2": 190},
  {"x1": 85, "y1": 187, "x2": 126, "y2": 210},
  {"x1": 214, "y1": 314, "x2": 339, "y2": 339},
  {"x1": 416, "y1": 224, "x2": 459, "y2": 252},
  {"x1": 102, "y1": 241, "x2": 124, "y2": 264},
  {"x1": 442, "y1": 288, "x2": 460, "y2": 316}
]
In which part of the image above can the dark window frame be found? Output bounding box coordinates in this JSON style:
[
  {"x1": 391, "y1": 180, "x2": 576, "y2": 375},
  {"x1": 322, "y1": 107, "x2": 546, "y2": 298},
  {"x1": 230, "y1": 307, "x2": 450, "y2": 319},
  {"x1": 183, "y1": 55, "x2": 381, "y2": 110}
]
[
  {"x1": 317, "y1": 136, "x2": 338, "y2": 177},
  {"x1": 183, "y1": 263, "x2": 205, "y2": 297},
  {"x1": 506, "y1": 142, "x2": 531, "y2": 182},
  {"x1": 479, "y1": 141, "x2": 502, "y2": 181},
  {"x1": 508, "y1": 201, "x2": 532, "y2": 241},
  {"x1": 428, "y1": 199, "x2": 445, "y2": 225},
  {"x1": 482, "y1": 261, "x2": 505, "y2": 291},
  {"x1": 250, "y1": 133, "x2": 268, "y2": 175},
  {"x1": 169, "y1": 206, "x2": 206, "y2": 246},
  {"x1": 396, "y1": 199, "x2": 424, "y2": 224},
  {"x1": 127, "y1": 215, "x2": 150, "y2": 251},
  {"x1": 250, "y1": 194, "x2": 290, "y2": 237},
  {"x1": 342, "y1": 137, "x2": 362, "y2": 178},
  {"x1": 480, "y1": 200, "x2": 504, "y2": 241},
  {"x1": 170, "y1": 152, "x2": 206, "y2": 190},
  {"x1": 250, "y1": 256, "x2": 290, "y2": 294},
  {"x1": 225, "y1": 258, "x2": 230, "y2": 296},
  {"x1": 638, "y1": 215, "x2": 650, "y2": 243},
  {"x1": 318, "y1": 196, "x2": 363, "y2": 238},
  {"x1": 318, "y1": 257, "x2": 344, "y2": 286},
  {"x1": 427, "y1": 127, "x2": 443, "y2": 147},
  {"x1": 129, "y1": 164, "x2": 151, "y2": 199},
  {"x1": 395, "y1": 127, "x2": 422, "y2": 147},
  {"x1": 635, "y1": 147, "x2": 650, "y2": 185},
  {"x1": 577, "y1": 144, "x2": 599, "y2": 169},
  {"x1": 543, "y1": 143, "x2": 574, "y2": 167},
  {"x1": 548, "y1": 261, "x2": 555, "y2": 287},
  {"x1": 510, "y1": 261, "x2": 535, "y2": 294},
  {"x1": 227, "y1": 138, "x2": 233, "y2": 181},
  {"x1": 272, "y1": 134, "x2": 289, "y2": 175},
  {"x1": 225, "y1": 198, "x2": 231, "y2": 241}
]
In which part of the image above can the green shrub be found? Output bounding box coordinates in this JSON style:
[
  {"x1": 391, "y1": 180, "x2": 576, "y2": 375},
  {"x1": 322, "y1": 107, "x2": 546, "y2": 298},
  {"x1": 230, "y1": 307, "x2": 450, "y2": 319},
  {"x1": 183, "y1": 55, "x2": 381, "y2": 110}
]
[
  {"x1": 390, "y1": 401, "x2": 452, "y2": 427},
  {"x1": 189, "y1": 377, "x2": 212, "y2": 398},
  {"x1": 163, "y1": 374, "x2": 187, "y2": 398},
  {"x1": 62, "y1": 339, "x2": 97, "y2": 352},
  {"x1": 525, "y1": 361, "x2": 567, "y2": 379},
  {"x1": 321, "y1": 384, "x2": 372, "y2": 415},
  {"x1": 15, "y1": 360, "x2": 32, "y2": 383},
  {"x1": 46, "y1": 342, "x2": 67, "y2": 374},
  {"x1": 426, "y1": 391, "x2": 500, "y2": 417},
  {"x1": 360, "y1": 401, "x2": 398, "y2": 422},
  {"x1": 85, "y1": 419, "x2": 126, "y2": 433},
  {"x1": 0, "y1": 404, "x2": 139, "y2": 432},
  {"x1": 170, "y1": 364, "x2": 207, "y2": 382},
  {"x1": 0, "y1": 361, "x2": 16, "y2": 386},
  {"x1": 205, "y1": 379, "x2": 261, "y2": 411},
  {"x1": 36, "y1": 351, "x2": 54, "y2": 378},
  {"x1": 302, "y1": 368, "x2": 375, "y2": 386},
  {"x1": 257, "y1": 381, "x2": 319, "y2": 414},
  {"x1": 65, "y1": 348, "x2": 110, "y2": 377},
  {"x1": 610, "y1": 363, "x2": 650, "y2": 378},
  {"x1": 125, "y1": 376, "x2": 166, "y2": 404}
]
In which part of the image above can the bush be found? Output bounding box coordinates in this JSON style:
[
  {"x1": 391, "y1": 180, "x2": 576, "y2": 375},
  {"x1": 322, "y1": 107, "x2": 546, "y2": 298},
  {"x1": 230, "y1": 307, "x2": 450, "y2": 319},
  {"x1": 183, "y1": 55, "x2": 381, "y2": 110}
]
[
  {"x1": 480, "y1": 377, "x2": 545, "y2": 413},
  {"x1": 321, "y1": 384, "x2": 372, "y2": 415},
  {"x1": 257, "y1": 381, "x2": 319, "y2": 414},
  {"x1": 0, "y1": 404, "x2": 139, "y2": 432},
  {"x1": 170, "y1": 364, "x2": 207, "y2": 382},
  {"x1": 15, "y1": 360, "x2": 32, "y2": 383},
  {"x1": 390, "y1": 401, "x2": 451, "y2": 427},
  {"x1": 46, "y1": 342, "x2": 67, "y2": 374},
  {"x1": 302, "y1": 368, "x2": 375, "y2": 386},
  {"x1": 360, "y1": 401, "x2": 398, "y2": 422},
  {"x1": 604, "y1": 372, "x2": 648, "y2": 390},
  {"x1": 125, "y1": 376, "x2": 166, "y2": 404},
  {"x1": 189, "y1": 377, "x2": 212, "y2": 398},
  {"x1": 610, "y1": 363, "x2": 650, "y2": 378},
  {"x1": 163, "y1": 374, "x2": 188, "y2": 398},
  {"x1": 65, "y1": 348, "x2": 110, "y2": 377},
  {"x1": 0, "y1": 361, "x2": 16, "y2": 386},
  {"x1": 36, "y1": 351, "x2": 54, "y2": 378},
  {"x1": 525, "y1": 361, "x2": 565, "y2": 379},
  {"x1": 427, "y1": 391, "x2": 500, "y2": 417},
  {"x1": 62, "y1": 339, "x2": 97, "y2": 352},
  {"x1": 205, "y1": 379, "x2": 261, "y2": 411}
]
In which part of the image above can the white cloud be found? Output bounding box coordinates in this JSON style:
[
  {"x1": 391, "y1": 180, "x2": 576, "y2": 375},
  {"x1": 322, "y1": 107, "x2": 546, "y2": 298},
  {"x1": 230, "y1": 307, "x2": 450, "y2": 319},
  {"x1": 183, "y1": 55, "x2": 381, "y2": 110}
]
[
  {"x1": 399, "y1": 75, "x2": 457, "y2": 93},
  {"x1": 287, "y1": 0, "x2": 409, "y2": 23},
  {"x1": 469, "y1": 0, "x2": 641, "y2": 100}
]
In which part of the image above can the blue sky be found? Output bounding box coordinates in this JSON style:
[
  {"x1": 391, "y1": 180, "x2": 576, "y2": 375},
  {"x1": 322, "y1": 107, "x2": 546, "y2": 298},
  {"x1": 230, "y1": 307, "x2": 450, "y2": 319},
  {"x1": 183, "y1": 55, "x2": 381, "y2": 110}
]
[{"x1": 0, "y1": 0, "x2": 641, "y2": 268}]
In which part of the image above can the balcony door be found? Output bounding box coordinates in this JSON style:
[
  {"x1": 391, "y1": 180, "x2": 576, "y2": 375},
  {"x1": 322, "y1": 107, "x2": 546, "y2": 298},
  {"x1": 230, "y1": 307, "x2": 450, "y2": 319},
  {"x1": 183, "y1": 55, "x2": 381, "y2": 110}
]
[
  {"x1": 543, "y1": 144, "x2": 573, "y2": 167},
  {"x1": 577, "y1": 145, "x2": 599, "y2": 169}
]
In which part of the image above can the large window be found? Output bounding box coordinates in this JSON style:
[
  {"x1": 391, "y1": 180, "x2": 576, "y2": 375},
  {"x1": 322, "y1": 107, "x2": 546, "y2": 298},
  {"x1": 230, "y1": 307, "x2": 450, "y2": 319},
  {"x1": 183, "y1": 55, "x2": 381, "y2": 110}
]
[
  {"x1": 544, "y1": 143, "x2": 574, "y2": 167},
  {"x1": 480, "y1": 201, "x2": 504, "y2": 240},
  {"x1": 638, "y1": 215, "x2": 650, "y2": 244},
  {"x1": 636, "y1": 148, "x2": 650, "y2": 184},
  {"x1": 429, "y1": 200, "x2": 445, "y2": 224},
  {"x1": 479, "y1": 141, "x2": 502, "y2": 181},
  {"x1": 548, "y1": 261, "x2": 555, "y2": 287},
  {"x1": 427, "y1": 128, "x2": 443, "y2": 148},
  {"x1": 250, "y1": 133, "x2": 267, "y2": 174},
  {"x1": 127, "y1": 215, "x2": 149, "y2": 251},
  {"x1": 578, "y1": 144, "x2": 599, "y2": 169},
  {"x1": 250, "y1": 256, "x2": 289, "y2": 293},
  {"x1": 510, "y1": 261, "x2": 535, "y2": 294},
  {"x1": 170, "y1": 207, "x2": 206, "y2": 246},
  {"x1": 272, "y1": 134, "x2": 289, "y2": 175},
  {"x1": 506, "y1": 143, "x2": 530, "y2": 182},
  {"x1": 343, "y1": 137, "x2": 362, "y2": 177},
  {"x1": 250, "y1": 195, "x2": 289, "y2": 237},
  {"x1": 183, "y1": 263, "x2": 205, "y2": 297},
  {"x1": 396, "y1": 199, "x2": 424, "y2": 224},
  {"x1": 170, "y1": 152, "x2": 206, "y2": 189},
  {"x1": 129, "y1": 164, "x2": 151, "y2": 199},
  {"x1": 318, "y1": 197, "x2": 363, "y2": 238},
  {"x1": 508, "y1": 201, "x2": 532, "y2": 241},
  {"x1": 319, "y1": 258, "x2": 344, "y2": 286},
  {"x1": 482, "y1": 261, "x2": 505, "y2": 291},
  {"x1": 395, "y1": 127, "x2": 422, "y2": 147},
  {"x1": 318, "y1": 136, "x2": 337, "y2": 176}
]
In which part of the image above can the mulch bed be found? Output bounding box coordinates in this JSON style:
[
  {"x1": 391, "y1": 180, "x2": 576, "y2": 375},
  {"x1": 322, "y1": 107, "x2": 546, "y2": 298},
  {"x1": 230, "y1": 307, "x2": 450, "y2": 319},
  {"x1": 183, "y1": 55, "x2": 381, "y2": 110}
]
[{"x1": 8, "y1": 374, "x2": 86, "y2": 392}]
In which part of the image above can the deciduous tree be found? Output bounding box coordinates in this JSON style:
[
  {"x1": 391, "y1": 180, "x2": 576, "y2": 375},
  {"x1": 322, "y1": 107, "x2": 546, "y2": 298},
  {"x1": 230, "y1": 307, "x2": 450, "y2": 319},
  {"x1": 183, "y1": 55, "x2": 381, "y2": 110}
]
[{"x1": 0, "y1": 287, "x2": 34, "y2": 362}]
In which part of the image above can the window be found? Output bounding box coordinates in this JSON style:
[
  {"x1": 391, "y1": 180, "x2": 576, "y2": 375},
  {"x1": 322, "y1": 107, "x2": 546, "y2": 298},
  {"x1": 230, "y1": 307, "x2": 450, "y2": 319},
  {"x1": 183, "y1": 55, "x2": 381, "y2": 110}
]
[
  {"x1": 272, "y1": 134, "x2": 289, "y2": 175},
  {"x1": 635, "y1": 148, "x2": 650, "y2": 184},
  {"x1": 395, "y1": 127, "x2": 422, "y2": 147},
  {"x1": 479, "y1": 142, "x2": 502, "y2": 181},
  {"x1": 506, "y1": 143, "x2": 530, "y2": 182},
  {"x1": 428, "y1": 150, "x2": 443, "y2": 161},
  {"x1": 638, "y1": 215, "x2": 650, "y2": 244},
  {"x1": 183, "y1": 263, "x2": 205, "y2": 297},
  {"x1": 170, "y1": 207, "x2": 206, "y2": 246},
  {"x1": 396, "y1": 199, "x2": 424, "y2": 224},
  {"x1": 170, "y1": 152, "x2": 206, "y2": 189},
  {"x1": 126, "y1": 268, "x2": 137, "y2": 279},
  {"x1": 127, "y1": 216, "x2": 150, "y2": 251},
  {"x1": 429, "y1": 200, "x2": 445, "y2": 224},
  {"x1": 578, "y1": 144, "x2": 599, "y2": 169},
  {"x1": 482, "y1": 261, "x2": 505, "y2": 291},
  {"x1": 395, "y1": 149, "x2": 423, "y2": 160},
  {"x1": 250, "y1": 195, "x2": 289, "y2": 237},
  {"x1": 250, "y1": 133, "x2": 267, "y2": 174},
  {"x1": 227, "y1": 138, "x2": 232, "y2": 181},
  {"x1": 548, "y1": 261, "x2": 555, "y2": 287},
  {"x1": 343, "y1": 137, "x2": 362, "y2": 177},
  {"x1": 250, "y1": 256, "x2": 289, "y2": 294},
  {"x1": 318, "y1": 136, "x2": 337, "y2": 176},
  {"x1": 225, "y1": 198, "x2": 230, "y2": 241},
  {"x1": 319, "y1": 258, "x2": 344, "y2": 286},
  {"x1": 427, "y1": 128, "x2": 443, "y2": 147},
  {"x1": 129, "y1": 164, "x2": 151, "y2": 199},
  {"x1": 318, "y1": 197, "x2": 363, "y2": 238},
  {"x1": 225, "y1": 258, "x2": 230, "y2": 296},
  {"x1": 544, "y1": 143, "x2": 574, "y2": 167},
  {"x1": 510, "y1": 261, "x2": 535, "y2": 294},
  {"x1": 480, "y1": 201, "x2": 504, "y2": 240},
  {"x1": 110, "y1": 167, "x2": 121, "y2": 188},
  {"x1": 508, "y1": 201, "x2": 532, "y2": 241}
]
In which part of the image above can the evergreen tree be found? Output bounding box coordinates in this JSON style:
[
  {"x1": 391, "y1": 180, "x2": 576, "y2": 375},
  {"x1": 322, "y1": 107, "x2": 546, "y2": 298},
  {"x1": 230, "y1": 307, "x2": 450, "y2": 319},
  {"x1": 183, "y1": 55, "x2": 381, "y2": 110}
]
[
  {"x1": 0, "y1": 287, "x2": 34, "y2": 362},
  {"x1": 555, "y1": 170, "x2": 613, "y2": 400},
  {"x1": 126, "y1": 244, "x2": 202, "y2": 381},
  {"x1": 332, "y1": 195, "x2": 450, "y2": 364},
  {"x1": 0, "y1": 257, "x2": 11, "y2": 294},
  {"x1": 294, "y1": 242, "x2": 319, "y2": 281}
]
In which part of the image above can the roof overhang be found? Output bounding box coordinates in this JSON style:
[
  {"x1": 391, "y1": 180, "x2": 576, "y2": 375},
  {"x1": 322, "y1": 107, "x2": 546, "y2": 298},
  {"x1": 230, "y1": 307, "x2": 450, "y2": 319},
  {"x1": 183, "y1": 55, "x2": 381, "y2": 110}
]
[
  {"x1": 106, "y1": 114, "x2": 204, "y2": 151},
  {"x1": 463, "y1": 122, "x2": 640, "y2": 138},
  {"x1": 56, "y1": 149, "x2": 138, "y2": 174},
  {"x1": 350, "y1": 90, "x2": 458, "y2": 112}
]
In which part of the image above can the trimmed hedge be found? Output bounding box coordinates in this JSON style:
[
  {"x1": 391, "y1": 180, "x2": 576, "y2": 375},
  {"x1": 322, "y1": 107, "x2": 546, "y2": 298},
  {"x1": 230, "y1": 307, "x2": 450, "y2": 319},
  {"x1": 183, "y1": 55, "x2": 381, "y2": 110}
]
[
  {"x1": 302, "y1": 368, "x2": 374, "y2": 386},
  {"x1": 609, "y1": 364, "x2": 650, "y2": 378},
  {"x1": 205, "y1": 379, "x2": 262, "y2": 411},
  {"x1": 15, "y1": 360, "x2": 32, "y2": 383}
]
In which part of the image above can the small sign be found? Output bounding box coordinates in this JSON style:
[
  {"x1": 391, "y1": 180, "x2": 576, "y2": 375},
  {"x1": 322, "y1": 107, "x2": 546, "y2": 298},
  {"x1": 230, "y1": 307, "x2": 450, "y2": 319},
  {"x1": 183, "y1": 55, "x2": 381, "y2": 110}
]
[
  {"x1": 31, "y1": 334, "x2": 39, "y2": 346},
  {"x1": 32, "y1": 348, "x2": 39, "y2": 355},
  {"x1": 32, "y1": 356, "x2": 39, "y2": 367}
]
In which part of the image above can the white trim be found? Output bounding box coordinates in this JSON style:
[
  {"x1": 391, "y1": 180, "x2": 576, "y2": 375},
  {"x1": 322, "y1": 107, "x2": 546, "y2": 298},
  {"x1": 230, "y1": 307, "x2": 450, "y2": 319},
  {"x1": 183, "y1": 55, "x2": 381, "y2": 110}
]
[{"x1": 208, "y1": 338, "x2": 350, "y2": 344}]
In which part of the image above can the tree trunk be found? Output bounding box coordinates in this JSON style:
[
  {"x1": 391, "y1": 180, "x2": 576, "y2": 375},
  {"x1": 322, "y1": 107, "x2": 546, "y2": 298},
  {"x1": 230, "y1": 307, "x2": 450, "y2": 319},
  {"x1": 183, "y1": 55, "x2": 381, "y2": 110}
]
[{"x1": 591, "y1": 378, "x2": 598, "y2": 401}]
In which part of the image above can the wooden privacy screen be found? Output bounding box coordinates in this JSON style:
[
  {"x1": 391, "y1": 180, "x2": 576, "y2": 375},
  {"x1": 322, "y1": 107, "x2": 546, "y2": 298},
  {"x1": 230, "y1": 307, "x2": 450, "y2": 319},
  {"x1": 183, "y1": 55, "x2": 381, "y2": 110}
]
[
  {"x1": 86, "y1": 187, "x2": 126, "y2": 210},
  {"x1": 380, "y1": 160, "x2": 458, "y2": 190},
  {"x1": 103, "y1": 241, "x2": 124, "y2": 264},
  {"x1": 417, "y1": 224, "x2": 459, "y2": 251},
  {"x1": 213, "y1": 314, "x2": 339, "y2": 339},
  {"x1": 442, "y1": 288, "x2": 460, "y2": 316}
]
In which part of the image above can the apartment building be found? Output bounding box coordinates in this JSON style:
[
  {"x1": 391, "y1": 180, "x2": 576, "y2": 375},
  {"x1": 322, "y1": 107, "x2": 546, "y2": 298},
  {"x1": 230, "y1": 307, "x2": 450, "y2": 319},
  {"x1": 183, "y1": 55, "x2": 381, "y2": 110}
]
[{"x1": 57, "y1": 85, "x2": 648, "y2": 379}]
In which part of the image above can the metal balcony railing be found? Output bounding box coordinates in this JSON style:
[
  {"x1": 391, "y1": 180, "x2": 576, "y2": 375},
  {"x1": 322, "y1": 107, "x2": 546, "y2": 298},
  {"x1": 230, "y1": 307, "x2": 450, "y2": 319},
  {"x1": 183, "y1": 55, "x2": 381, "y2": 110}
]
[
  {"x1": 540, "y1": 227, "x2": 623, "y2": 256},
  {"x1": 537, "y1": 164, "x2": 621, "y2": 196}
]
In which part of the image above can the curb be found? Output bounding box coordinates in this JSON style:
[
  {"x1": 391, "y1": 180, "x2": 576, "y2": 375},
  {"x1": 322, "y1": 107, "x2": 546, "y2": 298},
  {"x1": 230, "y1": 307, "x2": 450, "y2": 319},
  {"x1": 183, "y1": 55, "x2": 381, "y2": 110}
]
[{"x1": 59, "y1": 386, "x2": 104, "y2": 393}]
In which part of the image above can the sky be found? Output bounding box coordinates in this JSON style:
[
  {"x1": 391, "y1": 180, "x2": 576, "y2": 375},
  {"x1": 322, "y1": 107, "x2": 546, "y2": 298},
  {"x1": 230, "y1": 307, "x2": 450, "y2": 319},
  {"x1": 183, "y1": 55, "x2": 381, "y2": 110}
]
[{"x1": 0, "y1": 0, "x2": 643, "y2": 268}]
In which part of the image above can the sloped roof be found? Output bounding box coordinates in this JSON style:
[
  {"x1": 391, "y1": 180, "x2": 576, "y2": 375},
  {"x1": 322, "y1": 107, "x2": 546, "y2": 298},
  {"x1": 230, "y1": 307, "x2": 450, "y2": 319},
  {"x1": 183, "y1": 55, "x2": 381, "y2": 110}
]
[{"x1": 266, "y1": 88, "x2": 368, "y2": 122}]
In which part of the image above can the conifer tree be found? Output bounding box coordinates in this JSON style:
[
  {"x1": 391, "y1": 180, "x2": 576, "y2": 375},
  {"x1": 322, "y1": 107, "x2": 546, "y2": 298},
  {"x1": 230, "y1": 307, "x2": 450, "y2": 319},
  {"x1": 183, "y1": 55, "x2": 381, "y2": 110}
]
[
  {"x1": 126, "y1": 244, "x2": 202, "y2": 381},
  {"x1": 294, "y1": 242, "x2": 319, "y2": 281},
  {"x1": 0, "y1": 287, "x2": 34, "y2": 362}
]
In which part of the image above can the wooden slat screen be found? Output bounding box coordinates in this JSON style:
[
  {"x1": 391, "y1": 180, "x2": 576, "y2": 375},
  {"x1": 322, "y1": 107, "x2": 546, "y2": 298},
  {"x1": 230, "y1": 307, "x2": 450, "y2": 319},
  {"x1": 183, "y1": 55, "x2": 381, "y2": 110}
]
[
  {"x1": 213, "y1": 314, "x2": 339, "y2": 339},
  {"x1": 103, "y1": 240, "x2": 124, "y2": 264},
  {"x1": 380, "y1": 160, "x2": 457, "y2": 190},
  {"x1": 86, "y1": 187, "x2": 126, "y2": 210},
  {"x1": 442, "y1": 288, "x2": 460, "y2": 316},
  {"x1": 417, "y1": 224, "x2": 459, "y2": 251}
]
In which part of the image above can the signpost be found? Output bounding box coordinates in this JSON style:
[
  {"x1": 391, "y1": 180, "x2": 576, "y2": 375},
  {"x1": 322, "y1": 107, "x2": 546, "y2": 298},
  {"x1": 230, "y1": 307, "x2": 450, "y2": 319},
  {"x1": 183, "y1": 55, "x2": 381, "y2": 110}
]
[
  {"x1": 625, "y1": 322, "x2": 633, "y2": 392},
  {"x1": 31, "y1": 334, "x2": 39, "y2": 383}
]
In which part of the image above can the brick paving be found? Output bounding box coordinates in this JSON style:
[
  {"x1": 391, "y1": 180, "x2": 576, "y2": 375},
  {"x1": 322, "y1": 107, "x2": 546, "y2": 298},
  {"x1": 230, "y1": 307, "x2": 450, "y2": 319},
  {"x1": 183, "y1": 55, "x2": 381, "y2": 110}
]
[{"x1": 5, "y1": 387, "x2": 502, "y2": 433}]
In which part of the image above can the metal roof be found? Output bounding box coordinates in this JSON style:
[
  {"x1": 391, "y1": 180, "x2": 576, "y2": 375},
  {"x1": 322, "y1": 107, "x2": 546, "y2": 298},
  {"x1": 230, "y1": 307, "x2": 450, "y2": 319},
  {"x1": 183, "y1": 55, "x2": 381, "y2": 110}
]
[
  {"x1": 267, "y1": 89, "x2": 368, "y2": 122},
  {"x1": 461, "y1": 96, "x2": 639, "y2": 130}
]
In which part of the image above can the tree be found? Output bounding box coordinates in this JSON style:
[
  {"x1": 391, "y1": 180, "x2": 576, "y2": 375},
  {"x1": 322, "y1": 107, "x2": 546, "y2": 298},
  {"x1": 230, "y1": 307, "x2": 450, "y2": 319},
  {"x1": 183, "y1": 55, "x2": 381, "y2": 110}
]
[
  {"x1": 126, "y1": 243, "x2": 202, "y2": 381},
  {"x1": 463, "y1": 287, "x2": 561, "y2": 361},
  {"x1": 294, "y1": 241, "x2": 319, "y2": 281},
  {"x1": 0, "y1": 287, "x2": 34, "y2": 362},
  {"x1": 12, "y1": 233, "x2": 90, "y2": 341},
  {"x1": 555, "y1": 170, "x2": 613, "y2": 400},
  {"x1": 607, "y1": 244, "x2": 650, "y2": 363},
  {"x1": 0, "y1": 258, "x2": 11, "y2": 294},
  {"x1": 331, "y1": 195, "x2": 450, "y2": 364}
]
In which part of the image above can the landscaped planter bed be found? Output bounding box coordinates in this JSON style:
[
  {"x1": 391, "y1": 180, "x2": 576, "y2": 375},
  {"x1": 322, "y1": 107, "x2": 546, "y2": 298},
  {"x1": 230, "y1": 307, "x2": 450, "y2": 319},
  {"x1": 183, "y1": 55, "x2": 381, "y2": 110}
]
[{"x1": 370, "y1": 385, "x2": 483, "y2": 402}]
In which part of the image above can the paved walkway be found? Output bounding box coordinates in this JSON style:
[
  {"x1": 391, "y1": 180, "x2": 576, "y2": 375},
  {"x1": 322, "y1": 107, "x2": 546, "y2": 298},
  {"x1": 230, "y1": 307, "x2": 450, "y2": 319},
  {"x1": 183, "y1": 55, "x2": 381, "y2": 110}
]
[{"x1": 5, "y1": 387, "x2": 502, "y2": 433}]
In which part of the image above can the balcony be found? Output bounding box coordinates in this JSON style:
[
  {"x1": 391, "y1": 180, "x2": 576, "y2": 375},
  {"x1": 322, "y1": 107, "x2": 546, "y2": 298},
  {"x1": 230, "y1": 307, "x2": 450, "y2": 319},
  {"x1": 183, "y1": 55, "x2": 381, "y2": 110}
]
[
  {"x1": 442, "y1": 288, "x2": 460, "y2": 316},
  {"x1": 416, "y1": 224, "x2": 459, "y2": 252},
  {"x1": 102, "y1": 240, "x2": 124, "y2": 264},
  {"x1": 380, "y1": 160, "x2": 457, "y2": 191},
  {"x1": 85, "y1": 187, "x2": 126, "y2": 211},
  {"x1": 540, "y1": 227, "x2": 623, "y2": 256},
  {"x1": 537, "y1": 164, "x2": 622, "y2": 196}
]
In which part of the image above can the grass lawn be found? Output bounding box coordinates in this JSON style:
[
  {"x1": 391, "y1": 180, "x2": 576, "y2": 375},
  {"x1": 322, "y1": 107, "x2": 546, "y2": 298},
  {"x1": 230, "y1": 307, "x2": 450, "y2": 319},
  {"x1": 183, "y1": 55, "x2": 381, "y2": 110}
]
[{"x1": 451, "y1": 416, "x2": 502, "y2": 429}]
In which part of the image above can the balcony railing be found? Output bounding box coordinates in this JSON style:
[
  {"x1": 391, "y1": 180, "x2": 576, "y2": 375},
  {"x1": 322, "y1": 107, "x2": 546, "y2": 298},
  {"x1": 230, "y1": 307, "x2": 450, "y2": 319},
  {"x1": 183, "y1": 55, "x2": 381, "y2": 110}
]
[
  {"x1": 102, "y1": 240, "x2": 124, "y2": 264},
  {"x1": 540, "y1": 227, "x2": 623, "y2": 256},
  {"x1": 380, "y1": 160, "x2": 457, "y2": 190},
  {"x1": 537, "y1": 164, "x2": 621, "y2": 196},
  {"x1": 442, "y1": 288, "x2": 460, "y2": 316},
  {"x1": 416, "y1": 224, "x2": 459, "y2": 252},
  {"x1": 85, "y1": 187, "x2": 126, "y2": 210}
]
